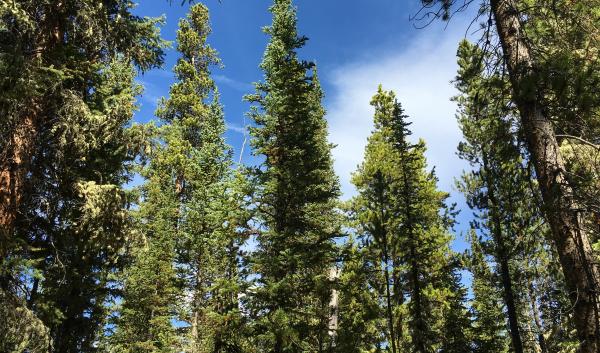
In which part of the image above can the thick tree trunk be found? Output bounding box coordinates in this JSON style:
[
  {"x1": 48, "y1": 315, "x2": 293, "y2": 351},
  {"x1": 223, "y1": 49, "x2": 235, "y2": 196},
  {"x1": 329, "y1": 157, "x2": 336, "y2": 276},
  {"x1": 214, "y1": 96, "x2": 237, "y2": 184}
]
[
  {"x1": 490, "y1": 1, "x2": 600, "y2": 351},
  {"x1": 0, "y1": 114, "x2": 37, "y2": 256}
]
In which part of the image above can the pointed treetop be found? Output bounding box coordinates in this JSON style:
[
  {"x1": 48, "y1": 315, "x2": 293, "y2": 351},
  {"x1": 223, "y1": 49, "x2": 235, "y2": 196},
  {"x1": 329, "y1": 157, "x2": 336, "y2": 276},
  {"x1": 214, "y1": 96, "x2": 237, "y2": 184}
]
[{"x1": 370, "y1": 85, "x2": 412, "y2": 151}]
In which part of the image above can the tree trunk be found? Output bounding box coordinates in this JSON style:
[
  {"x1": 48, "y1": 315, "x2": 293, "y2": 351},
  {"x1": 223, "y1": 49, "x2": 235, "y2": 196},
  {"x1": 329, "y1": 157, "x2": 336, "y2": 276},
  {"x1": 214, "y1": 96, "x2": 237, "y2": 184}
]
[
  {"x1": 490, "y1": 1, "x2": 600, "y2": 351},
  {"x1": 0, "y1": 114, "x2": 37, "y2": 257},
  {"x1": 1, "y1": 1, "x2": 61, "y2": 263},
  {"x1": 527, "y1": 279, "x2": 548, "y2": 353},
  {"x1": 497, "y1": 247, "x2": 524, "y2": 353},
  {"x1": 376, "y1": 172, "x2": 398, "y2": 353},
  {"x1": 481, "y1": 153, "x2": 524, "y2": 353}
]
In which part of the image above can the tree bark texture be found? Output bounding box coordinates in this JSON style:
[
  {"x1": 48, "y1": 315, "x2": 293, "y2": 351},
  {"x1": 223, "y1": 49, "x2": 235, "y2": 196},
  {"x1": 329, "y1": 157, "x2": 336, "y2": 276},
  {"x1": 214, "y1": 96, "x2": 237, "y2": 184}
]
[{"x1": 490, "y1": 1, "x2": 600, "y2": 351}]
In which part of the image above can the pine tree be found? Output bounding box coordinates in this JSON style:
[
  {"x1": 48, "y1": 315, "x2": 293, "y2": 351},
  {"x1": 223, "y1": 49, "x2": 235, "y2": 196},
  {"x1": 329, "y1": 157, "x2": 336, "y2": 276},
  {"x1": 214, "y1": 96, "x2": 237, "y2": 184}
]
[
  {"x1": 245, "y1": 0, "x2": 342, "y2": 351},
  {"x1": 453, "y1": 39, "x2": 525, "y2": 353},
  {"x1": 418, "y1": 2, "x2": 600, "y2": 350},
  {"x1": 352, "y1": 86, "x2": 462, "y2": 353},
  {"x1": 454, "y1": 39, "x2": 577, "y2": 353}
]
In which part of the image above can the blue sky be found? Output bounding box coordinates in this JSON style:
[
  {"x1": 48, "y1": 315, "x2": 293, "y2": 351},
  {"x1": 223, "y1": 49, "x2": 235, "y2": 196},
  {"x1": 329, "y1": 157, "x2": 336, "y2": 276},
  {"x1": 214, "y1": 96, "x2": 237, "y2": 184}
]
[{"x1": 133, "y1": 0, "x2": 479, "y2": 252}]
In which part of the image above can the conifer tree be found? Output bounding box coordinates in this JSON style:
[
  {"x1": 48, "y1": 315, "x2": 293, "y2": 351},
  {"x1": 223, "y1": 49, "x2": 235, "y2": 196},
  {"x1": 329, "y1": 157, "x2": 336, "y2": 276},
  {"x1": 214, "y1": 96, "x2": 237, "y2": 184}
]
[
  {"x1": 109, "y1": 179, "x2": 180, "y2": 353},
  {"x1": 467, "y1": 232, "x2": 509, "y2": 353},
  {"x1": 352, "y1": 86, "x2": 464, "y2": 353},
  {"x1": 454, "y1": 40, "x2": 525, "y2": 353},
  {"x1": 454, "y1": 39, "x2": 577, "y2": 353},
  {"x1": 418, "y1": 2, "x2": 600, "y2": 350},
  {"x1": 245, "y1": 0, "x2": 342, "y2": 351},
  {"x1": 439, "y1": 258, "x2": 473, "y2": 353},
  {"x1": 334, "y1": 239, "x2": 383, "y2": 352},
  {"x1": 111, "y1": 4, "x2": 249, "y2": 353},
  {"x1": 0, "y1": 2, "x2": 167, "y2": 351}
]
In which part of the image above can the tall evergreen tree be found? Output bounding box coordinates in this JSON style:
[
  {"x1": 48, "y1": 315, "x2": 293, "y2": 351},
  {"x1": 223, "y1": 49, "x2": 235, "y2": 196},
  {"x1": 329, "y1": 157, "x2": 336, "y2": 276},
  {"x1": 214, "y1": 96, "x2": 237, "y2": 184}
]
[
  {"x1": 245, "y1": 0, "x2": 342, "y2": 351},
  {"x1": 352, "y1": 86, "x2": 464, "y2": 353},
  {"x1": 109, "y1": 177, "x2": 180, "y2": 353},
  {"x1": 466, "y1": 232, "x2": 509, "y2": 353},
  {"x1": 417, "y1": 2, "x2": 600, "y2": 350},
  {"x1": 439, "y1": 258, "x2": 473, "y2": 353},
  {"x1": 0, "y1": 1, "x2": 167, "y2": 351},
  {"x1": 110, "y1": 4, "x2": 249, "y2": 353},
  {"x1": 334, "y1": 238, "x2": 383, "y2": 352},
  {"x1": 454, "y1": 40, "x2": 526, "y2": 353},
  {"x1": 454, "y1": 39, "x2": 577, "y2": 353}
]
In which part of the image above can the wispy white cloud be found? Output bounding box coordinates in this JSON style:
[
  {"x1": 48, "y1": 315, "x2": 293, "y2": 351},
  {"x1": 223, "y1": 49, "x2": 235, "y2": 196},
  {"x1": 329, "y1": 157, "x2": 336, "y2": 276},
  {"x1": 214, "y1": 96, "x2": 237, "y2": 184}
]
[
  {"x1": 325, "y1": 26, "x2": 470, "y2": 200},
  {"x1": 214, "y1": 74, "x2": 254, "y2": 92},
  {"x1": 226, "y1": 121, "x2": 247, "y2": 134}
]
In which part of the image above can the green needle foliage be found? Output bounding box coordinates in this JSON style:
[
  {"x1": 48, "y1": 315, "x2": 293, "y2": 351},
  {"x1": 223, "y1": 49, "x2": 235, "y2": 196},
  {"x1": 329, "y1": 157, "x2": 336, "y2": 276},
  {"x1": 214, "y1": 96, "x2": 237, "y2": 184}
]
[
  {"x1": 245, "y1": 0, "x2": 342, "y2": 351},
  {"x1": 454, "y1": 39, "x2": 578, "y2": 353},
  {"x1": 1, "y1": 1, "x2": 598, "y2": 352},
  {"x1": 334, "y1": 238, "x2": 384, "y2": 352},
  {"x1": 110, "y1": 4, "x2": 249, "y2": 353},
  {"x1": 0, "y1": 1, "x2": 166, "y2": 352},
  {"x1": 466, "y1": 231, "x2": 509, "y2": 353},
  {"x1": 351, "y1": 86, "x2": 466, "y2": 353}
]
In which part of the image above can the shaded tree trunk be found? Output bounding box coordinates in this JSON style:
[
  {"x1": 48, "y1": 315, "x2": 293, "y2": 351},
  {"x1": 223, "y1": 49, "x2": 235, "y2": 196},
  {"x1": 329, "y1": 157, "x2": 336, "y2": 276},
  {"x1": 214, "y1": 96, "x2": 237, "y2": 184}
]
[
  {"x1": 490, "y1": 0, "x2": 600, "y2": 351},
  {"x1": 0, "y1": 113, "x2": 37, "y2": 257},
  {"x1": 375, "y1": 172, "x2": 398, "y2": 353},
  {"x1": 527, "y1": 280, "x2": 548, "y2": 353},
  {"x1": 481, "y1": 152, "x2": 524, "y2": 353}
]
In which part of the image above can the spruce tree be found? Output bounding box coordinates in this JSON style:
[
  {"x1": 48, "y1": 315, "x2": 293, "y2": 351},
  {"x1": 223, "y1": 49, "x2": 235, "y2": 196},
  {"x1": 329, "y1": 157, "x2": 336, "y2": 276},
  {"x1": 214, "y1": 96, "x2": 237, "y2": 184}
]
[
  {"x1": 352, "y1": 86, "x2": 464, "y2": 353},
  {"x1": 109, "y1": 179, "x2": 180, "y2": 353},
  {"x1": 111, "y1": 4, "x2": 249, "y2": 353},
  {"x1": 245, "y1": 0, "x2": 342, "y2": 351},
  {"x1": 0, "y1": 2, "x2": 167, "y2": 351}
]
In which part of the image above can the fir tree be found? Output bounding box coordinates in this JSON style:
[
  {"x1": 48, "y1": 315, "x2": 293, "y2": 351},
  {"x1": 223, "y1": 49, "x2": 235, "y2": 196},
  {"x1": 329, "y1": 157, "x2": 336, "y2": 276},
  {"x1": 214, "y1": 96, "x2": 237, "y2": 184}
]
[
  {"x1": 111, "y1": 4, "x2": 249, "y2": 353},
  {"x1": 245, "y1": 0, "x2": 342, "y2": 351}
]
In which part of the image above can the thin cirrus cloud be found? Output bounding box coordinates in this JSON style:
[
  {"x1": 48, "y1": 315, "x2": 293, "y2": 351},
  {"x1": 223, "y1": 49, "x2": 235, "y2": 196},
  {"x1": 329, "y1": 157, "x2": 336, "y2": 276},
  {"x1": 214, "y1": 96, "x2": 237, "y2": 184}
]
[
  {"x1": 226, "y1": 122, "x2": 247, "y2": 134},
  {"x1": 325, "y1": 26, "x2": 471, "y2": 202},
  {"x1": 214, "y1": 74, "x2": 254, "y2": 92}
]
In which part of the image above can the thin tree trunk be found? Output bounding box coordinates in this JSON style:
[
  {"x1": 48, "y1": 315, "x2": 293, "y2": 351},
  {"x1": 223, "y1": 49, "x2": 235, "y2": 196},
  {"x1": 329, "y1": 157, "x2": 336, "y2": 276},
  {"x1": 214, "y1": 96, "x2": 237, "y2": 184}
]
[
  {"x1": 490, "y1": 1, "x2": 600, "y2": 351},
  {"x1": 376, "y1": 172, "x2": 398, "y2": 353},
  {"x1": 382, "y1": 247, "x2": 397, "y2": 353},
  {"x1": 527, "y1": 279, "x2": 548, "y2": 353},
  {"x1": 392, "y1": 257, "x2": 404, "y2": 351},
  {"x1": 481, "y1": 153, "x2": 524, "y2": 353},
  {"x1": 497, "y1": 247, "x2": 524, "y2": 353}
]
